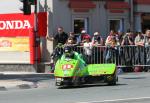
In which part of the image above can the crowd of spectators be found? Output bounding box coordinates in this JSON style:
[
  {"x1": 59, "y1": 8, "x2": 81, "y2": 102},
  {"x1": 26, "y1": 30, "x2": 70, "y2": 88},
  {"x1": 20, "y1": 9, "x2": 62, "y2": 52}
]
[{"x1": 47, "y1": 27, "x2": 150, "y2": 72}]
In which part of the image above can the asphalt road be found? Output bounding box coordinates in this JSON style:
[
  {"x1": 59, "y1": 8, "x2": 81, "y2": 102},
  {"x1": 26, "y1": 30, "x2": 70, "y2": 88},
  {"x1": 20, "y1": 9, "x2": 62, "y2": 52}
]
[{"x1": 1, "y1": 73, "x2": 150, "y2": 103}]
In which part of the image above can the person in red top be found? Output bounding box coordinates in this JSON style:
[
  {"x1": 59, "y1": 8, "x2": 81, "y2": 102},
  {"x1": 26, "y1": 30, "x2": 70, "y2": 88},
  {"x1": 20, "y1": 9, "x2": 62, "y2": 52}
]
[{"x1": 81, "y1": 30, "x2": 91, "y2": 43}]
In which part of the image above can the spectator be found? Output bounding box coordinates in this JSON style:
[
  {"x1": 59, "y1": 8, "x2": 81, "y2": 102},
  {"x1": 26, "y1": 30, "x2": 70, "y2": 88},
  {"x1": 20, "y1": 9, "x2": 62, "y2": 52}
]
[
  {"x1": 144, "y1": 29, "x2": 150, "y2": 45},
  {"x1": 144, "y1": 29, "x2": 150, "y2": 71},
  {"x1": 121, "y1": 32, "x2": 134, "y2": 46},
  {"x1": 92, "y1": 32, "x2": 104, "y2": 46},
  {"x1": 81, "y1": 30, "x2": 91, "y2": 43},
  {"x1": 47, "y1": 27, "x2": 68, "y2": 45},
  {"x1": 105, "y1": 30, "x2": 118, "y2": 63},
  {"x1": 65, "y1": 37, "x2": 75, "y2": 46},
  {"x1": 83, "y1": 36, "x2": 93, "y2": 64},
  {"x1": 92, "y1": 32, "x2": 104, "y2": 63},
  {"x1": 121, "y1": 32, "x2": 134, "y2": 72},
  {"x1": 134, "y1": 32, "x2": 145, "y2": 65},
  {"x1": 105, "y1": 30, "x2": 118, "y2": 47},
  {"x1": 68, "y1": 32, "x2": 77, "y2": 44},
  {"x1": 64, "y1": 37, "x2": 77, "y2": 51},
  {"x1": 135, "y1": 32, "x2": 145, "y2": 46},
  {"x1": 117, "y1": 30, "x2": 124, "y2": 44}
]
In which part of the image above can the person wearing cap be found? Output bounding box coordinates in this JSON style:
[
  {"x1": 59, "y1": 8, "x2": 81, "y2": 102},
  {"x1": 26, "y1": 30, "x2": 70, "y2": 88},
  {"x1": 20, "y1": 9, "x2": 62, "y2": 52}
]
[
  {"x1": 91, "y1": 32, "x2": 104, "y2": 63},
  {"x1": 92, "y1": 32, "x2": 104, "y2": 46},
  {"x1": 81, "y1": 30, "x2": 91, "y2": 43},
  {"x1": 83, "y1": 35, "x2": 93, "y2": 64}
]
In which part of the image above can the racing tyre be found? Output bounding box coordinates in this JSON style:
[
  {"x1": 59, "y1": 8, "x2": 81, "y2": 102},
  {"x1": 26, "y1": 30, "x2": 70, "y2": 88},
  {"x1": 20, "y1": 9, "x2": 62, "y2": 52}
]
[
  {"x1": 107, "y1": 75, "x2": 117, "y2": 86},
  {"x1": 107, "y1": 80, "x2": 116, "y2": 86}
]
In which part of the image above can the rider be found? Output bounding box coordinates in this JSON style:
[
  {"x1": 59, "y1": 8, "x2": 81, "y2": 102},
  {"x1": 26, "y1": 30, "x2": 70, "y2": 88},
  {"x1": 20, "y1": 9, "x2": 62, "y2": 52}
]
[
  {"x1": 64, "y1": 46, "x2": 74, "y2": 59},
  {"x1": 63, "y1": 46, "x2": 86, "y2": 65}
]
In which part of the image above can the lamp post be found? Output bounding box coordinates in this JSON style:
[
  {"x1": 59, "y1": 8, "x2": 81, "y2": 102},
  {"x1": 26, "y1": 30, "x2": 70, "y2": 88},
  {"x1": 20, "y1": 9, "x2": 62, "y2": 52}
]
[{"x1": 34, "y1": 0, "x2": 40, "y2": 72}]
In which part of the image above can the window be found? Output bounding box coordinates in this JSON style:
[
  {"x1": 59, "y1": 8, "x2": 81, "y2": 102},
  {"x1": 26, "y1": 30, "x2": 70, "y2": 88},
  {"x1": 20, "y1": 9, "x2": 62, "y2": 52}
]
[{"x1": 109, "y1": 19, "x2": 124, "y2": 32}]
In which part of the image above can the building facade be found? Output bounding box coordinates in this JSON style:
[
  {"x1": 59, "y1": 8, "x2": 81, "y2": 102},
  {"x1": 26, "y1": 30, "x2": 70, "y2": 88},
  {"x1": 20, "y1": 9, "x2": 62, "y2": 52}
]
[
  {"x1": 0, "y1": 0, "x2": 150, "y2": 72},
  {"x1": 46, "y1": 0, "x2": 150, "y2": 38}
]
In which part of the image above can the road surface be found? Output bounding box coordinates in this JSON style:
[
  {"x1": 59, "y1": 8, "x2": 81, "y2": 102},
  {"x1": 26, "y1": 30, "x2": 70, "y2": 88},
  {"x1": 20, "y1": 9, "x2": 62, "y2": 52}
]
[{"x1": 0, "y1": 73, "x2": 150, "y2": 103}]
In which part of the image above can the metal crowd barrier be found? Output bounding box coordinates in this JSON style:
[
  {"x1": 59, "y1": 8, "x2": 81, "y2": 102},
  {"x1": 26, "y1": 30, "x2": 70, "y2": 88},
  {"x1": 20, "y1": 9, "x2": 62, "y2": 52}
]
[
  {"x1": 72, "y1": 45, "x2": 150, "y2": 68},
  {"x1": 52, "y1": 45, "x2": 150, "y2": 69}
]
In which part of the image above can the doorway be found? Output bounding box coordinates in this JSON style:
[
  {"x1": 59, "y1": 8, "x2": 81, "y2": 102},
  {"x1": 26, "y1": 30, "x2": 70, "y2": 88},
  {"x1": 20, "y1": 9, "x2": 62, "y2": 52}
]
[
  {"x1": 142, "y1": 14, "x2": 150, "y2": 33},
  {"x1": 73, "y1": 18, "x2": 88, "y2": 34}
]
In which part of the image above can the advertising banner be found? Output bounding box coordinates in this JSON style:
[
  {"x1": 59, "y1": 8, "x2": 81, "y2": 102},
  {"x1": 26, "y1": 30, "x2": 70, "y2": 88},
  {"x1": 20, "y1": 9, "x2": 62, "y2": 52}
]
[
  {"x1": 0, "y1": 12, "x2": 47, "y2": 37},
  {"x1": 0, "y1": 13, "x2": 34, "y2": 37},
  {"x1": 0, "y1": 12, "x2": 47, "y2": 64},
  {"x1": 0, "y1": 37, "x2": 29, "y2": 52}
]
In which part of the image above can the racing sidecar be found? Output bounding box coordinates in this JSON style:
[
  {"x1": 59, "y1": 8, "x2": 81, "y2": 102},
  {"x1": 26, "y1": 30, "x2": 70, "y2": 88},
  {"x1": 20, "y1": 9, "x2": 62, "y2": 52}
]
[{"x1": 54, "y1": 51, "x2": 118, "y2": 87}]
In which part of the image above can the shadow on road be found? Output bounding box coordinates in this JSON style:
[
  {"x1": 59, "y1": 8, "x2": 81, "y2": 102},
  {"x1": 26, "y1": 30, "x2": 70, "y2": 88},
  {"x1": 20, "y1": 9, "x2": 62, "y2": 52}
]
[
  {"x1": 57, "y1": 83, "x2": 128, "y2": 89},
  {"x1": 17, "y1": 77, "x2": 52, "y2": 89}
]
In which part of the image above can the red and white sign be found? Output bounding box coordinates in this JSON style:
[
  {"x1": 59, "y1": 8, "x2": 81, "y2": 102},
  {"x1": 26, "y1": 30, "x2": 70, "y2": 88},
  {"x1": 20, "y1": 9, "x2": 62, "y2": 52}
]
[
  {"x1": 0, "y1": 13, "x2": 34, "y2": 37},
  {"x1": 62, "y1": 64, "x2": 73, "y2": 70},
  {"x1": 0, "y1": 12, "x2": 47, "y2": 37},
  {"x1": 0, "y1": 12, "x2": 47, "y2": 64}
]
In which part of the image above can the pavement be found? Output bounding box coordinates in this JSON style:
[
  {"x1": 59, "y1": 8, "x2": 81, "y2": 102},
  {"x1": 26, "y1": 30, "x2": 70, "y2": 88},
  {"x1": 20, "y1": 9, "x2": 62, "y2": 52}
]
[{"x1": 0, "y1": 72, "x2": 54, "y2": 91}]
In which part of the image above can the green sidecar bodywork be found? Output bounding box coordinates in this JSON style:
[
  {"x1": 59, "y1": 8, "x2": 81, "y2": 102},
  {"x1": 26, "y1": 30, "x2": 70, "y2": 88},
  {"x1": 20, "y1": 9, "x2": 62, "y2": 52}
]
[{"x1": 54, "y1": 52, "x2": 118, "y2": 87}]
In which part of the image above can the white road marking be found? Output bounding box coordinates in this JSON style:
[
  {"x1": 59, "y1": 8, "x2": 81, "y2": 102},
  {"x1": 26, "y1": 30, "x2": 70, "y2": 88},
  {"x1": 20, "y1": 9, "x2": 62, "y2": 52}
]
[{"x1": 77, "y1": 97, "x2": 150, "y2": 103}]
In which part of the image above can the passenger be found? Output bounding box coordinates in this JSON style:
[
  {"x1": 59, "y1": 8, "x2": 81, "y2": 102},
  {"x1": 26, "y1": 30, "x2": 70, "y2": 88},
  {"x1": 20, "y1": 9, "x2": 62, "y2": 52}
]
[
  {"x1": 50, "y1": 43, "x2": 64, "y2": 73},
  {"x1": 83, "y1": 36, "x2": 93, "y2": 64},
  {"x1": 92, "y1": 32, "x2": 104, "y2": 63}
]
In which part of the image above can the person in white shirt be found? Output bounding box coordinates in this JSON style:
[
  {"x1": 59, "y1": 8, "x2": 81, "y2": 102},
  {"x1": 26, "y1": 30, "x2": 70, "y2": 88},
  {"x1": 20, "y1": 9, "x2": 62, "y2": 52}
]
[
  {"x1": 92, "y1": 32, "x2": 104, "y2": 63},
  {"x1": 83, "y1": 35, "x2": 93, "y2": 64}
]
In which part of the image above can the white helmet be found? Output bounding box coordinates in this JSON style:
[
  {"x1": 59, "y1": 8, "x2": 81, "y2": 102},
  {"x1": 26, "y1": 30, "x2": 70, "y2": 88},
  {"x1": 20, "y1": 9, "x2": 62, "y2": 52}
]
[
  {"x1": 81, "y1": 30, "x2": 86, "y2": 34},
  {"x1": 94, "y1": 32, "x2": 99, "y2": 36}
]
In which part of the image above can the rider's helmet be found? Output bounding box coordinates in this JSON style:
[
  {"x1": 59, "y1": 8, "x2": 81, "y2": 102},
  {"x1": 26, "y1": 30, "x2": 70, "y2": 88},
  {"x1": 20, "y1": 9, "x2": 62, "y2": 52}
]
[
  {"x1": 64, "y1": 46, "x2": 74, "y2": 58},
  {"x1": 64, "y1": 46, "x2": 72, "y2": 53}
]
